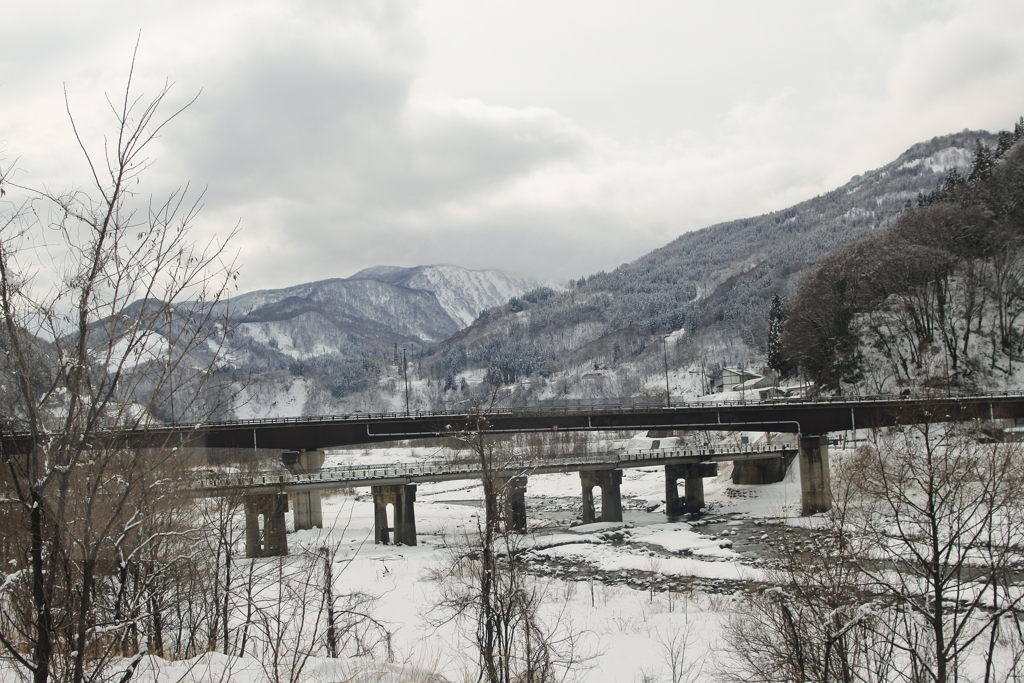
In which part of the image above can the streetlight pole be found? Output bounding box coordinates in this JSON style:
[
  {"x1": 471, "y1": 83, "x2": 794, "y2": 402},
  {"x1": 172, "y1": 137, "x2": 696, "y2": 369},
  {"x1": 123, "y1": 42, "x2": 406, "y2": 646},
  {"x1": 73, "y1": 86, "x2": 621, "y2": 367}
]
[{"x1": 662, "y1": 335, "x2": 671, "y2": 407}]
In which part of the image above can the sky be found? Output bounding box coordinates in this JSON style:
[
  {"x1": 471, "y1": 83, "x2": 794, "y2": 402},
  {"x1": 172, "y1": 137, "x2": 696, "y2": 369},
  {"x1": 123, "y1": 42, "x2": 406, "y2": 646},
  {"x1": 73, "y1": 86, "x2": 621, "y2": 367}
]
[{"x1": 2, "y1": 0, "x2": 1023, "y2": 293}]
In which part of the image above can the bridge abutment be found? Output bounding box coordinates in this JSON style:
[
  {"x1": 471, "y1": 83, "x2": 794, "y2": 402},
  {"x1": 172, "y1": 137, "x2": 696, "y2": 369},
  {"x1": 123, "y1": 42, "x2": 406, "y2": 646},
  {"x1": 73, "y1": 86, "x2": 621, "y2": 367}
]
[
  {"x1": 665, "y1": 462, "x2": 718, "y2": 516},
  {"x1": 799, "y1": 434, "x2": 832, "y2": 515},
  {"x1": 282, "y1": 449, "x2": 325, "y2": 530},
  {"x1": 244, "y1": 493, "x2": 289, "y2": 557},
  {"x1": 372, "y1": 484, "x2": 417, "y2": 545},
  {"x1": 489, "y1": 476, "x2": 528, "y2": 533},
  {"x1": 580, "y1": 469, "x2": 623, "y2": 523}
]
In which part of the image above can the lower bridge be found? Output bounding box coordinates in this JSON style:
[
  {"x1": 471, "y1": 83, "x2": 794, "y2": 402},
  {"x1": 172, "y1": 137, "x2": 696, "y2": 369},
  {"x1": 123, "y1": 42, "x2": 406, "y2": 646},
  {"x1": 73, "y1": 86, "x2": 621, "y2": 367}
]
[{"x1": 201, "y1": 442, "x2": 816, "y2": 557}]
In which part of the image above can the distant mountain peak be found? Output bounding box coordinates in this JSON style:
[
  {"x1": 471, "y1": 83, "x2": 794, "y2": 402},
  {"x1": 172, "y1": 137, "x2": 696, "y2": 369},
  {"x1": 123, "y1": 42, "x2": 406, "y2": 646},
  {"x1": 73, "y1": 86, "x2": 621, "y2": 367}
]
[
  {"x1": 348, "y1": 263, "x2": 543, "y2": 327},
  {"x1": 348, "y1": 265, "x2": 409, "y2": 281}
]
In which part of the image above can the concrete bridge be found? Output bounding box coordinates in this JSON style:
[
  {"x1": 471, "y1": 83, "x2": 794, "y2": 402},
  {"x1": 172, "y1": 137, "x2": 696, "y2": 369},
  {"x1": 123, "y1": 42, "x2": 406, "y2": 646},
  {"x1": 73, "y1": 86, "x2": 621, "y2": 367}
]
[
  {"x1": 185, "y1": 393, "x2": 1024, "y2": 451},
  {"x1": 205, "y1": 443, "x2": 799, "y2": 557}
]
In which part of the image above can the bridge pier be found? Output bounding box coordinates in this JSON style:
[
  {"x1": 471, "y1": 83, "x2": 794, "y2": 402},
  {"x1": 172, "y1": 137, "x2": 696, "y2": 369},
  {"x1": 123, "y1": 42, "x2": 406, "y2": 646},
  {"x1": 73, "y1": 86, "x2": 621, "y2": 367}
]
[
  {"x1": 244, "y1": 493, "x2": 289, "y2": 557},
  {"x1": 799, "y1": 434, "x2": 832, "y2": 515},
  {"x1": 665, "y1": 462, "x2": 718, "y2": 516},
  {"x1": 732, "y1": 454, "x2": 795, "y2": 485},
  {"x1": 489, "y1": 476, "x2": 528, "y2": 533},
  {"x1": 282, "y1": 449, "x2": 325, "y2": 530},
  {"x1": 580, "y1": 469, "x2": 623, "y2": 524},
  {"x1": 372, "y1": 484, "x2": 417, "y2": 545}
]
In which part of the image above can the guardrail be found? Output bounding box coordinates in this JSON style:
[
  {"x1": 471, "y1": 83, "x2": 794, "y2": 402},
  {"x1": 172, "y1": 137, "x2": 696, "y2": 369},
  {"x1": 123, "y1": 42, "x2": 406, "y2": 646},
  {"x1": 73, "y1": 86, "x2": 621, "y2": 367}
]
[{"x1": 201, "y1": 443, "x2": 796, "y2": 491}]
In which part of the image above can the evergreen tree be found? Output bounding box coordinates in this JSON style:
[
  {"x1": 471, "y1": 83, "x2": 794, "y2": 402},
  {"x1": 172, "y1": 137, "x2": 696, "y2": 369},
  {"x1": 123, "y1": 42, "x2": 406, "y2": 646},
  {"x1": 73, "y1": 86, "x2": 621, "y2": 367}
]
[
  {"x1": 968, "y1": 140, "x2": 996, "y2": 183},
  {"x1": 767, "y1": 294, "x2": 788, "y2": 376},
  {"x1": 995, "y1": 131, "x2": 1015, "y2": 159}
]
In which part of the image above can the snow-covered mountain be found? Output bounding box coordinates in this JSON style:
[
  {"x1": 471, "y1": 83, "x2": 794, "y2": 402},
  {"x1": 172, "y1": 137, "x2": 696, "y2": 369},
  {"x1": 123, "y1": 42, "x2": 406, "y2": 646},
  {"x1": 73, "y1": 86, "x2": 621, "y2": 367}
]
[
  {"x1": 204, "y1": 264, "x2": 540, "y2": 412},
  {"x1": 210, "y1": 130, "x2": 1008, "y2": 417},
  {"x1": 222, "y1": 278, "x2": 460, "y2": 350},
  {"x1": 350, "y1": 264, "x2": 540, "y2": 328},
  {"x1": 418, "y1": 129, "x2": 1003, "y2": 404}
]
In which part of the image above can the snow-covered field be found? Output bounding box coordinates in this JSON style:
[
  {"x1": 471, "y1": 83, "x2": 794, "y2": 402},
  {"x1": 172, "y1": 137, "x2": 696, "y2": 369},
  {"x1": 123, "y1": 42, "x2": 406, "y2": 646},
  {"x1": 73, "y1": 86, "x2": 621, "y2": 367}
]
[{"x1": 118, "y1": 433, "x2": 826, "y2": 683}]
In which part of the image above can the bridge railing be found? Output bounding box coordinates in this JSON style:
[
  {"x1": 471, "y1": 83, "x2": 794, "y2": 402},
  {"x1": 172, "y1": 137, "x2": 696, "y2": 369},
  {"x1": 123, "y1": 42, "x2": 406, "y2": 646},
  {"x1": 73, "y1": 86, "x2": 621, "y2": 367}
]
[
  {"x1": 170, "y1": 389, "x2": 1024, "y2": 432},
  {"x1": 200, "y1": 443, "x2": 796, "y2": 491}
]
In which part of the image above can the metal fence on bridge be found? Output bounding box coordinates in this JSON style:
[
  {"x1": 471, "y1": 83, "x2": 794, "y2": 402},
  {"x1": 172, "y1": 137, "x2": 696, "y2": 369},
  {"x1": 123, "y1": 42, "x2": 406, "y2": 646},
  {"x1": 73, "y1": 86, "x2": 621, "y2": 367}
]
[
  {"x1": 201, "y1": 443, "x2": 796, "y2": 492},
  {"x1": 183, "y1": 390, "x2": 1024, "y2": 431}
]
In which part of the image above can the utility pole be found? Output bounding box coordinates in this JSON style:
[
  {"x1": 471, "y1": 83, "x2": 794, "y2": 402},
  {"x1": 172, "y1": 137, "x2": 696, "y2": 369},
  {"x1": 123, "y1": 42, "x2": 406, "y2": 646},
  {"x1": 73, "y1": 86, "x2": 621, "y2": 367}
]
[
  {"x1": 662, "y1": 335, "x2": 671, "y2": 407},
  {"x1": 403, "y1": 348, "x2": 410, "y2": 415},
  {"x1": 739, "y1": 362, "x2": 746, "y2": 402}
]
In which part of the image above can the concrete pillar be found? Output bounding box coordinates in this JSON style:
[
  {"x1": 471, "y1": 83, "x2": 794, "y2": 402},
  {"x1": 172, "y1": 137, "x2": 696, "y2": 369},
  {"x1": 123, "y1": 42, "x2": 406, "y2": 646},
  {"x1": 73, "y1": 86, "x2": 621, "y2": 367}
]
[
  {"x1": 581, "y1": 481, "x2": 597, "y2": 524},
  {"x1": 282, "y1": 450, "x2": 325, "y2": 530},
  {"x1": 580, "y1": 469, "x2": 623, "y2": 523},
  {"x1": 684, "y1": 467, "x2": 706, "y2": 514},
  {"x1": 665, "y1": 463, "x2": 718, "y2": 516},
  {"x1": 244, "y1": 493, "x2": 289, "y2": 558},
  {"x1": 732, "y1": 454, "x2": 795, "y2": 485},
  {"x1": 371, "y1": 484, "x2": 417, "y2": 546},
  {"x1": 490, "y1": 476, "x2": 528, "y2": 533},
  {"x1": 395, "y1": 484, "x2": 417, "y2": 545},
  {"x1": 799, "y1": 434, "x2": 832, "y2": 515},
  {"x1": 665, "y1": 464, "x2": 685, "y2": 517}
]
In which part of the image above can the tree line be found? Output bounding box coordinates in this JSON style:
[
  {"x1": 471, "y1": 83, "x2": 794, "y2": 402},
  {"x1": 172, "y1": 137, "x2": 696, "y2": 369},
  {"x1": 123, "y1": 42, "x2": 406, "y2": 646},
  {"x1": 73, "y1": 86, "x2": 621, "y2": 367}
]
[{"x1": 781, "y1": 119, "x2": 1024, "y2": 393}]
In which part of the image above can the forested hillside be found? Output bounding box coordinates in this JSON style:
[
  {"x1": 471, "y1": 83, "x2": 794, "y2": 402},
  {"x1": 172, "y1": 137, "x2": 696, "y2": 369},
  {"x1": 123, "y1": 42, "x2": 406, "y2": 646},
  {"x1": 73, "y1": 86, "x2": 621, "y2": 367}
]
[
  {"x1": 422, "y1": 129, "x2": 1000, "y2": 400},
  {"x1": 781, "y1": 121, "x2": 1024, "y2": 394}
]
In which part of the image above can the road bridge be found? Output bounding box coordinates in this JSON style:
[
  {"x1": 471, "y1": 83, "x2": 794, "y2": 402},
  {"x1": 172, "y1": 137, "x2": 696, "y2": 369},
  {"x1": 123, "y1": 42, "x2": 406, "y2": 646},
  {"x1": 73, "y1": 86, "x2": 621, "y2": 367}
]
[
  {"x1": 207, "y1": 443, "x2": 796, "y2": 557},
  {"x1": 185, "y1": 393, "x2": 1024, "y2": 451},
  {"x1": 5, "y1": 394, "x2": 1022, "y2": 453},
  {"x1": 184, "y1": 393, "x2": 1023, "y2": 556}
]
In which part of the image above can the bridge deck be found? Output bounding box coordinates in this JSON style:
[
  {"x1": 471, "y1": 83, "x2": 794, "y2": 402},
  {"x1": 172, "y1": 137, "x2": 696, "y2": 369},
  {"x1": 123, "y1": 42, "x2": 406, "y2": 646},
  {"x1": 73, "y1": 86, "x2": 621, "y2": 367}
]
[
  {"x1": 190, "y1": 393, "x2": 1024, "y2": 451},
  {"x1": 201, "y1": 443, "x2": 796, "y2": 494},
  {"x1": 6, "y1": 393, "x2": 1024, "y2": 454}
]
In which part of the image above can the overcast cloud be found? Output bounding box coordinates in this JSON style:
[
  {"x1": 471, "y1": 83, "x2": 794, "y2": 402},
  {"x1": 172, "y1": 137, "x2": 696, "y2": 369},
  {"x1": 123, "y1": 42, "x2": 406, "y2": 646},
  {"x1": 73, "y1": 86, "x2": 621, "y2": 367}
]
[{"x1": 2, "y1": 0, "x2": 1023, "y2": 292}]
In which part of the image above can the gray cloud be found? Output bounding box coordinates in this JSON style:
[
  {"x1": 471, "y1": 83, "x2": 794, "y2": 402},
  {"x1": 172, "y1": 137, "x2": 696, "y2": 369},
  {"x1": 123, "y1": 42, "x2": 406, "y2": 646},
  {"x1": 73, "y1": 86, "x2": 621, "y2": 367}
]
[{"x1": 3, "y1": 0, "x2": 1024, "y2": 292}]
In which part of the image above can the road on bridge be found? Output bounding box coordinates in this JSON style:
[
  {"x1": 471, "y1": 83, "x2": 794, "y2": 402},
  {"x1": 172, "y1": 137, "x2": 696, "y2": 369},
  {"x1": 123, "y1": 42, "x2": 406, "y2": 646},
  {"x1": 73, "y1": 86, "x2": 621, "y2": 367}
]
[
  {"x1": 4, "y1": 393, "x2": 1023, "y2": 454},
  {"x1": 187, "y1": 393, "x2": 1024, "y2": 452}
]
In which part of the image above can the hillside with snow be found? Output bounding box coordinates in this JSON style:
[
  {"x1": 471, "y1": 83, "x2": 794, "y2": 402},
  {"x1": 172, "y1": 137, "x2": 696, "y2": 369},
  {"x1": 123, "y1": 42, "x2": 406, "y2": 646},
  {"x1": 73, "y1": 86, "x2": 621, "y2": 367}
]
[
  {"x1": 350, "y1": 264, "x2": 541, "y2": 328},
  {"x1": 206, "y1": 264, "x2": 540, "y2": 417},
  {"x1": 415, "y1": 130, "x2": 1002, "y2": 406},
  {"x1": 207, "y1": 129, "x2": 1011, "y2": 418}
]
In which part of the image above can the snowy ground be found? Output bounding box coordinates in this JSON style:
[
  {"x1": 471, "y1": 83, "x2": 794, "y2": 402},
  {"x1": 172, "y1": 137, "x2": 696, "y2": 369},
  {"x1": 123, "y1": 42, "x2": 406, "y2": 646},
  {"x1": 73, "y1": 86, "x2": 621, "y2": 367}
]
[
  {"x1": 228, "y1": 435, "x2": 823, "y2": 681},
  {"x1": 315, "y1": 433, "x2": 817, "y2": 680},
  {"x1": 113, "y1": 432, "x2": 851, "y2": 683}
]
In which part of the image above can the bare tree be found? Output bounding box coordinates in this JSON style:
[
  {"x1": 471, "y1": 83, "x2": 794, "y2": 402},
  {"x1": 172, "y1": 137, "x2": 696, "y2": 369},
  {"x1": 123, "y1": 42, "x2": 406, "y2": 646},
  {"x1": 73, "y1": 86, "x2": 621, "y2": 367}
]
[
  {"x1": 654, "y1": 621, "x2": 703, "y2": 683},
  {"x1": 722, "y1": 420, "x2": 1024, "y2": 683},
  {"x1": 429, "y1": 399, "x2": 590, "y2": 683},
  {"x1": 718, "y1": 535, "x2": 894, "y2": 683},
  {"x1": 0, "y1": 53, "x2": 238, "y2": 683},
  {"x1": 840, "y1": 423, "x2": 1024, "y2": 683}
]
